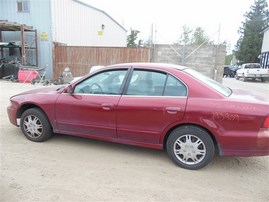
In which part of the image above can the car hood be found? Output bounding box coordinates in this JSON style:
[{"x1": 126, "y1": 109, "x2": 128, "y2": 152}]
[
  {"x1": 230, "y1": 89, "x2": 268, "y2": 103},
  {"x1": 12, "y1": 85, "x2": 66, "y2": 97}
]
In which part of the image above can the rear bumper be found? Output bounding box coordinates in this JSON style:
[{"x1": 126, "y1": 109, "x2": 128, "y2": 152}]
[
  {"x1": 245, "y1": 74, "x2": 269, "y2": 78},
  {"x1": 7, "y1": 106, "x2": 19, "y2": 126},
  {"x1": 219, "y1": 129, "x2": 269, "y2": 156}
]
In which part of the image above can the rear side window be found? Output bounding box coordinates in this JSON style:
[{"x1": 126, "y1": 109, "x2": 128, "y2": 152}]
[
  {"x1": 126, "y1": 70, "x2": 187, "y2": 96},
  {"x1": 164, "y1": 75, "x2": 187, "y2": 96}
]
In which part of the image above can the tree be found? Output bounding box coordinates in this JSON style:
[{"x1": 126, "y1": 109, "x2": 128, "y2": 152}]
[
  {"x1": 142, "y1": 38, "x2": 150, "y2": 47},
  {"x1": 127, "y1": 29, "x2": 142, "y2": 48},
  {"x1": 178, "y1": 25, "x2": 193, "y2": 45},
  {"x1": 176, "y1": 26, "x2": 212, "y2": 45},
  {"x1": 225, "y1": 54, "x2": 233, "y2": 65},
  {"x1": 192, "y1": 27, "x2": 212, "y2": 45},
  {"x1": 234, "y1": 0, "x2": 269, "y2": 64}
]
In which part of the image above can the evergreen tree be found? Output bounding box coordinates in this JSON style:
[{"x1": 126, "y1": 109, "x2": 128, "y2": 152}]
[{"x1": 235, "y1": 0, "x2": 269, "y2": 64}]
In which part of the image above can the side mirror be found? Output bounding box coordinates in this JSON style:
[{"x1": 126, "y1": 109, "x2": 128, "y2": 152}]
[{"x1": 67, "y1": 85, "x2": 73, "y2": 94}]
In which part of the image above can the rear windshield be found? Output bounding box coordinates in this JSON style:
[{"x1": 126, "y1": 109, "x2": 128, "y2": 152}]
[{"x1": 184, "y1": 68, "x2": 232, "y2": 97}]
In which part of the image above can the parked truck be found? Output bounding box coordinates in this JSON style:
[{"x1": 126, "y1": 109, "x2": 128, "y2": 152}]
[{"x1": 235, "y1": 63, "x2": 269, "y2": 82}]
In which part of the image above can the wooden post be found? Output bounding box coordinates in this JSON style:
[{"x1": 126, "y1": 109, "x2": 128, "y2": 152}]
[
  {"x1": 0, "y1": 30, "x2": 3, "y2": 58},
  {"x1": 35, "y1": 29, "x2": 38, "y2": 66},
  {"x1": 20, "y1": 25, "x2": 26, "y2": 64}
]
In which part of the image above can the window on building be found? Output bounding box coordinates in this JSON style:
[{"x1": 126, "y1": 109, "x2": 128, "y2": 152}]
[{"x1": 17, "y1": 1, "x2": 30, "y2": 13}]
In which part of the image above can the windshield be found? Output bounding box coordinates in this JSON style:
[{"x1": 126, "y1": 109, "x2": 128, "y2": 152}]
[{"x1": 184, "y1": 68, "x2": 232, "y2": 96}]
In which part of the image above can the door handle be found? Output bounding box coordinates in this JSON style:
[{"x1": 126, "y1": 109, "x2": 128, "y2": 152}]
[
  {"x1": 165, "y1": 107, "x2": 182, "y2": 114},
  {"x1": 101, "y1": 103, "x2": 114, "y2": 110}
]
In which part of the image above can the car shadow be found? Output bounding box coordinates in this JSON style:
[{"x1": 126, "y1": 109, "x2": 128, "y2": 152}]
[
  {"x1": 206, "y1": 154, "x2": 268, "y2": 172},
  {"x1": 239, "y1": 78, "x2": 269, "y2": 83},
  {"x1": 44, "y1": 133, "x2": 267, "y2": 171},
  {"x1": 49, "y1": 133, "x2": 170, "y2": 162}
]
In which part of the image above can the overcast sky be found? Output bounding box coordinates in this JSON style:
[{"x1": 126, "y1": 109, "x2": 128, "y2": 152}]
[{"x1": 84, "y1": 0, "x2": 267, "y2": 51}]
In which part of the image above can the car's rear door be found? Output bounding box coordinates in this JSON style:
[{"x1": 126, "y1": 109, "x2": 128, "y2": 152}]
[
  {"x1": 55, "y1": 69, "x2": 128, "y2": 138},
  {"x1": 116, "y1": 69, "x2": 187, "y2": 144}
]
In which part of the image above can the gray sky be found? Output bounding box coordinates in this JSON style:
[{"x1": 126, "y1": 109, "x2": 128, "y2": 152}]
[{"x1": 84, "y1": 0, "x2": 266, "y2": 51}]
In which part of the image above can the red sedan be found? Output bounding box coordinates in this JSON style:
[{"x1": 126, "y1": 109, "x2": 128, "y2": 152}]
[{"x1": 7, "y1": 63, "x2": 269, "y2": 170}]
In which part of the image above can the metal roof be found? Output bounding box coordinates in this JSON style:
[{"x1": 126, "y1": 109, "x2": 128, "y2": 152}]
[{"x1": 0, "y1": 20, "x2": 35, "y2": 31}]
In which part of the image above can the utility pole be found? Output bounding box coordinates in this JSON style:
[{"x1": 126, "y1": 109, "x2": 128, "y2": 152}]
[
  {"x1": 214, "y1": 24, "x2": 221, "y2": 81},
  {"x1": 182, "y1": 45, "x2": 185, "y2": 65},
  {"x1": 150, "y1": 24, "x2": 154, "y2": 62}
]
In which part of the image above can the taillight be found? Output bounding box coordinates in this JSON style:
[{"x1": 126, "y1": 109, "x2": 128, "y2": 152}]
[{"x1": 262, "y1": 116, "x2": 269, "y2": 128}]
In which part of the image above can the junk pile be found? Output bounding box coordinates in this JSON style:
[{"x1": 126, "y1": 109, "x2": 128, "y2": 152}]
[
  {"x1": 0, "y1": 58, "x2": 20, "y2": 82},
  {"x1": 53, "y1": 67, "x2": 74, "y2": 85}
]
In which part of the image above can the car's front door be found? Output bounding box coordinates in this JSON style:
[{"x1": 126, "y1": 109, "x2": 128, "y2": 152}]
[
  {"x1": 117, "y1": 69, "x2": 188, "y2": 144},
  {"x1": 55, "y1": 69, "x2": 128, "y2": 138}
]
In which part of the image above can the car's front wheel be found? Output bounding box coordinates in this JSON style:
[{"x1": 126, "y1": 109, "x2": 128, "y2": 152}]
[
  {"x1": 166, "y1": 125, "x2": 215, "y2": 170},
  {"x1": 20, "y1": 108, "x2": 52, "y2": 142},
  {"x1": 235, "y1": 73, "x2": 239, "y2": 80}
]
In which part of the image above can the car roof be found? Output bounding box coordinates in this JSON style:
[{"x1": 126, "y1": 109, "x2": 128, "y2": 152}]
[
  {"x1": 107, "y1": 62, "x2": 188, "y2": 71},
  {"x1": 242, "y1": 63, "x2": 260, "y2": 65}
]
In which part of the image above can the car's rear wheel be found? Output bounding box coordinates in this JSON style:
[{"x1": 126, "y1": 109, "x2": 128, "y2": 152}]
[
  {"x1": 20, "y1": 108, "x2": 52, "y2": 142},
  {"x1": 166, "y1": 125, "x2": 215, "y2": 170},
  {"x1": 261, "y1": 77, "x2": 267, "y2": 82}
]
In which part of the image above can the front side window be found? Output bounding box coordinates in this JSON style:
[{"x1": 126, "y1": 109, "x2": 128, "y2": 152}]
[
  {"x1": 74, "y1": 70, "x2": 127, "y2": 95},
  {"x1": 126, "y1": 70, "x2": 187, "y2": 96}
]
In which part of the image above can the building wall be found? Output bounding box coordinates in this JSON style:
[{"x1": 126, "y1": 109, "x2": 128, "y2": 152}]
[
  {"x1": 0, "y1": 0, "x2": 54, "y2": 77},
  {"x1": 0, "y1": 0, "x2": 127, "y2": 78},
  {"x1": 261, "y1": 28, "x2": 269, "y2": 53},
  {"x1": 152, "y1": 44, "x2": 226, "y2": 83},
  {"x1": 51, "y1": 0, "x2": 127, "y2": 47}
]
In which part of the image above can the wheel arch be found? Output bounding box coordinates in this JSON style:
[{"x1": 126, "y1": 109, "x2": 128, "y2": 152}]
[
  {"x1": 162, "y1": 123, "x2": 222, "y2": 155},
  {"x1": 16, "y1": 104, "x2": 53, "y2": 128}
]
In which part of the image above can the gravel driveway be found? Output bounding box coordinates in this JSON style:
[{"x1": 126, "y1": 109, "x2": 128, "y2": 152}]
[{"x1": 1, "y1": 79, "x2": 269, "y2": 202}]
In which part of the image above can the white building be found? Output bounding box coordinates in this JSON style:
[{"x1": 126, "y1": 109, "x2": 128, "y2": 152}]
[
  {"x1": 51, "y1": 0, "x2": 127, "y2": 47},
  {"x1": 260, "y1": 27, "x2": 269, "y2": 68},
  {"x1": 0, "y1": 0, "x2": 127, "y2": 78},
  {"x1": 261, "y1": 27, "x2": 269, "y2": 53}
]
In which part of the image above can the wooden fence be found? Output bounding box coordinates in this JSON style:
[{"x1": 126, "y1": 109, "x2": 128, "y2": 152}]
[{"x1": 53, "y1": 46, "x2": 150, "y2": 79}]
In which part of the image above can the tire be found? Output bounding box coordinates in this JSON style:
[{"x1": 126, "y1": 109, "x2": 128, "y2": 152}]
[
  {"x1": 20, "y1": 108, "x2": 53, "y2": 142},
  {"x1": 31, "y1": 79, "x2": 36, "y2": 85},
  {"x1": 235, "y1": 74, "x2": 239, "y2": 80},
  {"x1": 242, "y1": 74, "x2": 247, "y2": 82},
  {"x1": 166, "y1": 125, "x2": 215, "y2": 170}
]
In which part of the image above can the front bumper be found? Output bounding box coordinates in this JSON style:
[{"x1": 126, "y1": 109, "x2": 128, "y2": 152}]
[{"x1": 7, "y1": 105, "x2": 19, "y2": 126}]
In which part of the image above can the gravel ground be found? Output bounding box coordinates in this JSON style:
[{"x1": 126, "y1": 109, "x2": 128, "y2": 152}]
[{"x1": 0, "y1": 78, "x2": 269, "y2": 202}]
